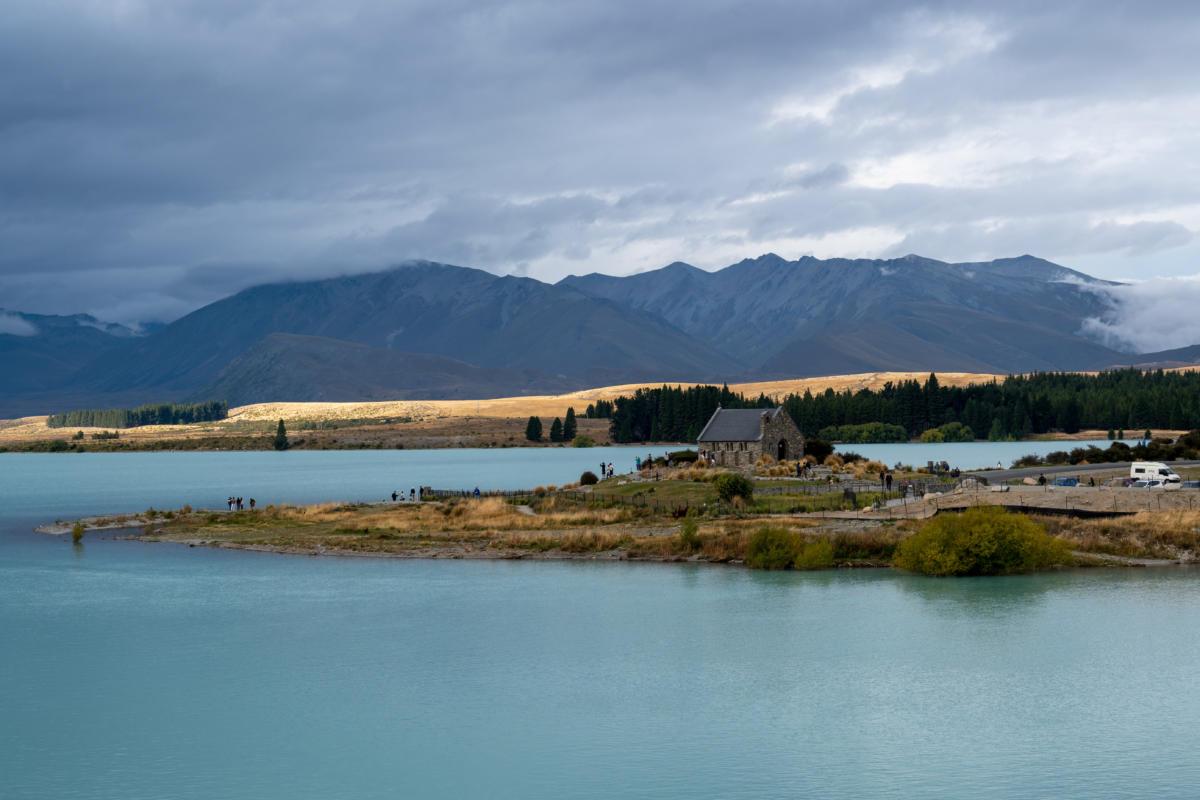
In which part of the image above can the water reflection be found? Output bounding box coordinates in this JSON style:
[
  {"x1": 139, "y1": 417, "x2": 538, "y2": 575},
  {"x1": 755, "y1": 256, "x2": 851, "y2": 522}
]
[{"x1": 888, "y1": 571, "x2": 1060, "y2": 619}]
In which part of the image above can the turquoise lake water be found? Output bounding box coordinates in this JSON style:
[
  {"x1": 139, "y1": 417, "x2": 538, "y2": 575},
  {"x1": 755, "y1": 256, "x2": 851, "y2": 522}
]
[{"x1": 3, "y1": 448, "x2": 1199, "y2": 798}]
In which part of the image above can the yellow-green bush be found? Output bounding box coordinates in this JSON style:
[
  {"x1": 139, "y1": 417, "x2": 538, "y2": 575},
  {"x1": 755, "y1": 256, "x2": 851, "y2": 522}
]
[
  {"x1": 745, "y1": 527, "x2": 835, "y2": 570},
  {"x1": 793, "y1": 539, "x2": 835, "y2": 570},
  {"x1": 893, "y1": 507, "x2": 1072, "y2": 576},
  {"x1": 746, "y1": 526, "x2": 800, "y2": 569},
  {"x1": 714, "y1": 473, "x2": 754, "y2": 503},
  {"x1": 677, "y1": 515, "x2": 701, "y2": 552}
]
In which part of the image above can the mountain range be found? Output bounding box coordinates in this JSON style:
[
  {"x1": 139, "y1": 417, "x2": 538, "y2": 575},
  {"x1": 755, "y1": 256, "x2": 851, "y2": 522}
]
[{"x1": 1, "y1": 254, "x2": 1196, "y2": 417}]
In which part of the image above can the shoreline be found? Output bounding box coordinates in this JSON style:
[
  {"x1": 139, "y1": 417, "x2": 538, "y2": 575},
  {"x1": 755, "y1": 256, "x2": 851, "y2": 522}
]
[
  {"x1": 37, "y1": 501, "x2": 1196, "y2": 571},
  {"x1": 46, "y1": 523, "x2": 1192, "y2": 570}
]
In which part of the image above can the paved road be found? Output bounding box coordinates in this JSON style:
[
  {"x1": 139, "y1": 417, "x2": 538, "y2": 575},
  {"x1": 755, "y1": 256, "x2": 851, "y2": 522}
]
[{"x1": 971, "y1": 460, "x2": 1200, "y2": 483}]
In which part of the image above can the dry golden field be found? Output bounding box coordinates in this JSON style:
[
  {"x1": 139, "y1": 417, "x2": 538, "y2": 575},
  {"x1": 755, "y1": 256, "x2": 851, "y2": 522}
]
[
  {"x1": 0, "y1": 371, "x2": 1004, "y2": 448},
  {"x1": 3, "y1": 367, "x2": 1194, "y2": 450}
]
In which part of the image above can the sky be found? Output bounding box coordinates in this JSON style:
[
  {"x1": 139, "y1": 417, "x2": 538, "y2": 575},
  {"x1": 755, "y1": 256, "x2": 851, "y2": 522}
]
[{"x1": 3, "y1": 0, "x2": 1200, "y2": 332}]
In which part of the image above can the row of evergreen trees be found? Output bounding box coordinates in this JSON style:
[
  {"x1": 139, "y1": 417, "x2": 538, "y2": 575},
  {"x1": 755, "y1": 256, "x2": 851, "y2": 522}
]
[
  {"x1": 526, "y1": 408, "x2": 579, "y2": 442},
  {"x1": 584, "y1": 400, "x2": 614, "y2": 419},
  {"x1": 604, "y1": 370, "x2": 1200, "y2": 443},
  {"x1": 609, "y1": 385, "x2": 772, "y2": 443},
  {"x1": 781, "y1": 370, "x2": 1200, "y2": 440},
  {"x1": 47, "y1": 401, "x2": 229, "y2": 429}
]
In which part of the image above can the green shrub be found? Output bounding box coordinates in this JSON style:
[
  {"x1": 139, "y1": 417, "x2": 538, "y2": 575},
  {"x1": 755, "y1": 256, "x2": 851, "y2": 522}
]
[
  {"x1": 818, "y1": 423, "x2": 908, "y2": 443},
  {"x1": 746, "y1": 526, "x2": 801, "y2": 570},
  {"x1": 893, "y1": 507, "x2": 1072, "y2": 576},
  {"x1": 579, "y1": 470, "x2": 599, "y2": 485},
  {"x1": 71, "y1": 522, "x2": 85, "y2": 544},
  {"x1": 572, "y1": 435, "x2": 596, "y2": 448},
  {"x1": 804, "y1": 438, "x2": 834, "y2": 462},
  {"x1": 669, "y1": 449, "x2": 699, "y2": 463},
  {"x1": 793, "y1": 539, "x2": 835, "y2": 570},
  {"x1": 937, "y1": 422, "x2": 975, "y2": 442},
  {"x1": 919, "y1": 422, "x2": 975, "y2": 443},
  {"x1": 714, "y1": 473, "x2": 754, "y2": 503},
  {"x1": 678, "y1": 515, "x2": 701, "y2": 552}
]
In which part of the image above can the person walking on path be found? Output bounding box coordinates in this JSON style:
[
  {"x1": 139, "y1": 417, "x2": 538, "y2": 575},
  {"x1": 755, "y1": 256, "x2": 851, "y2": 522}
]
[
  {"x1": 410, "y1": 488, "x2": 416, "y2": 502},
  {"x1": 885, "y1": 473, "x2": 893, "y2": 492},
  {"x1": 392, "y1": 491, "x2": 398, "y2": 502},
  {"x1": 227, "y1": 497, "x2": 234, "y2": 511},
  {"x1": 249, "y1": 499, "x2": 256, "y2": 510}
]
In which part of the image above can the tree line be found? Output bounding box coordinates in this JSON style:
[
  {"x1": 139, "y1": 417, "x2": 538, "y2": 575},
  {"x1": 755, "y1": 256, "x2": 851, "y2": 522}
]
[
  {"x1": 526, "y1": 407, "x2": 578, "y2": 442},
  {"x1": 609, "y1": 385, "x2": 773, "y2": 443},
  {"x1": 602, "y1": 370, "x2": 1200, "y2": 443},
  {"x1": 47, "y1": 401, "x2": 229, "y2": 429}
]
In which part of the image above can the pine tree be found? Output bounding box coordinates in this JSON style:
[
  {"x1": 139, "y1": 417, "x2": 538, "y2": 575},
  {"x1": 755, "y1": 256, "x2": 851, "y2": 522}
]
[
  {"x1": 563, "y1": 407, "x2": 577, "y2": 440},
  {"x1": 549, "y1": 417, "x2": 564, "y2": 442},
  {"x1": 273, "y1": 419, "x2": 289, "y2": 451},
  {"x1": 525, "y1": 416, "x2": 543, "y2": 442}
]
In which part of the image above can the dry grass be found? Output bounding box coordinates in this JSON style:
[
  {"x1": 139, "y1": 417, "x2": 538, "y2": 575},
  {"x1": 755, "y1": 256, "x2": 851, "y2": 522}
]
[
  {"x1": 1041, "y1": 511, "x2": 1200, "y2": 560},
  {"x1": 148, "y1": 498, "x2": 646, "y2": 555},
  {"x1": 1, "y1": 371, "x2": 1005, "y2": 433}
]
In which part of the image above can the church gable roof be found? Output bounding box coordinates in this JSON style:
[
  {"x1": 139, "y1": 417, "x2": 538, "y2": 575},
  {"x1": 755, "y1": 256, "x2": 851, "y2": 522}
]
[{"x1": 696, "y1": 407, "x2": 779, "y2": 442}]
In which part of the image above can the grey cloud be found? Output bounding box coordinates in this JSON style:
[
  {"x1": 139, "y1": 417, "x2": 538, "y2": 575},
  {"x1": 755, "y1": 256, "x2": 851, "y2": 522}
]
[
  {"x1": 3, "y1": 0, "x2": 1200, "y2": 323},
  {"x1": 0, "y1": 312, "x2": 38, "y2": 336},
  {"x1": 1081, "y1": 277, "x2": 1200, "y2": 352},
  {"x1": 882, "y1": 219, "x2": 1196, "y2": 262}
]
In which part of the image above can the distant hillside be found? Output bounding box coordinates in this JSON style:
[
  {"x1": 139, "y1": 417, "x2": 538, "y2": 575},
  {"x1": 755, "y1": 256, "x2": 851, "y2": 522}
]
[
  {"x1": 202, "y1": 333, "x2": 577, "y2": 406},
  {"x1": 2, "y1": 254, "x2": 1198, "y2": 417},
  {"x1": 0, "y1": 310, "x2": 141, "y2": 416},
  {"x1": 1110, "y1": 344, "x2": 1200, "y2": 370},
  {"x1": 561, "y1": 254, "x2": 1125, "y2": 375},
  {"x1": 76, "y1": 262, "x2": 737, "y2": 401}
]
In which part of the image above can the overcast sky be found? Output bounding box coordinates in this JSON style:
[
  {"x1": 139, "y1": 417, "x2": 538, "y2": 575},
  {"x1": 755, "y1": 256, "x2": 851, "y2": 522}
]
[{"x1": 4, "y1": 0, "x2": 1200, "y2": 325}]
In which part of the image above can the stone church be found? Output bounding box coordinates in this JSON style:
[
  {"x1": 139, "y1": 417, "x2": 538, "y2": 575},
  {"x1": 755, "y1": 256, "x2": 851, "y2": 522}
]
[{"x1": 696, "y1": 406, "x2": 805, "y2": 468}]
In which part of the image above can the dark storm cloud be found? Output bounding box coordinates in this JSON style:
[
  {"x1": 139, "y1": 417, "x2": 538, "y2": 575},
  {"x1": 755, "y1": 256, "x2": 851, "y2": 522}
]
[{"x1": 3, "y1": 0, "x2": 1200, "y2": 323}]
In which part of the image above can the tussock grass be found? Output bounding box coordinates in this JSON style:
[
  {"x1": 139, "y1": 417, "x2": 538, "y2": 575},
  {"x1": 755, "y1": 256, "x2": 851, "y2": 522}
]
[{"x1": 1041, "y1": 511, "x2": 1200, "y2": 560}]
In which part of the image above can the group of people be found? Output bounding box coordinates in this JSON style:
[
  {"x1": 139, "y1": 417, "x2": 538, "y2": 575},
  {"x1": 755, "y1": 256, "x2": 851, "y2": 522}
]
[
  {"x1": 226, "y1": 496, "x2": 254, "y2": 511},
  {"x1": 599, "y1": 462, "x2": 616, "y2": 479},
  {"x1": 391, "y1": 488, "x2": 418, "y2": 502},
  {"x1": 634, "y1": 454, "x2": 669, "y2": 472}
]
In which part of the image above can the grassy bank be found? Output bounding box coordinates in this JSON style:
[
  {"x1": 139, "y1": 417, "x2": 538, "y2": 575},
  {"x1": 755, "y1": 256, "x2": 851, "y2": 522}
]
[{"x1": 52, "y1": 490, "x2": 1200, "y2": 572}]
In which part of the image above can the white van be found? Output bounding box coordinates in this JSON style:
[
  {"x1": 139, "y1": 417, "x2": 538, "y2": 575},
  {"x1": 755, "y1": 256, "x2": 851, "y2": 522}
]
[{"x1": 1130, "y1": 462, "x2": 1181, "y2": 484}]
